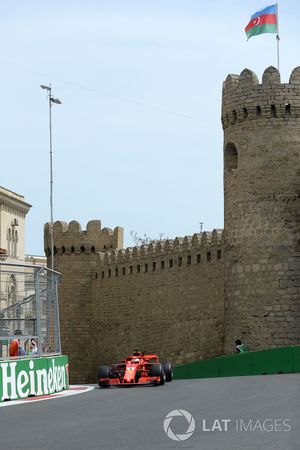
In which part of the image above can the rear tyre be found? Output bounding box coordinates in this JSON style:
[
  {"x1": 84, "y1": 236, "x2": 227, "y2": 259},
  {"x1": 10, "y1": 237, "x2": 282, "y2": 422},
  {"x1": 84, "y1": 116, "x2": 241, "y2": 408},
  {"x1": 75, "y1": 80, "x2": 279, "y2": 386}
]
[
  {"x1": 162, "y1": 362, "x2": 173, "y2": 382},
  {"x1": 150, "y1": 363, "x2": 165, "y2": 386},
  {"x1": 98, "y1": 365, "x2": 111, "y2": 388},
  {"x1": 99, "y1": 383, "x2": 111, "y2": 389}
]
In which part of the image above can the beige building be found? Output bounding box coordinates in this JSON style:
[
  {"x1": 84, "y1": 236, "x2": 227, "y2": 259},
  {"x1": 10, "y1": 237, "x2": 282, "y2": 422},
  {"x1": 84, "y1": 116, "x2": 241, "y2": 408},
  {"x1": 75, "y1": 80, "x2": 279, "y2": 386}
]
[
  {"x1": 0, "y1": 187, "x2": 46, "y2": 350},
  {"x1": 0, "y1": 186, "x2": 47, "y2": 266},
  {"x1": 0, "y1": 187, "x2": 31, "y2": 319},
  {"x1": 0, "y1": 186, "x2": 31, "y2": 262}
]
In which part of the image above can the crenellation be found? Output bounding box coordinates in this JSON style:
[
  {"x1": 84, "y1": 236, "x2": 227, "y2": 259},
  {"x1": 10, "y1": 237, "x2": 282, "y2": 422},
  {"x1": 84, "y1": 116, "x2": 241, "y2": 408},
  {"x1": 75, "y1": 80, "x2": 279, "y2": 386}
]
[
  {"x1": 68, "y1": 220, "x2": 82, "y2": 233},
  {"x1": 289, "y1": 66, "x2": 300, "y2": 84},
  {"x1": 262, "y1": 66, "x2": 281, "y2": 86},
  {"x1": 154, "y1": 241, "x2": 163, "y2": 255},
  {"x1": 44, "y1": 220, "x2": 124, "y2": 256},
  {"x1": 222, "y1": 66, "x2": 300, "y2": 129},
  {"x1": 239, "y1": 68, "x2": 259, "y2": 89},
  {"x1": 124, "y1": 247, "x2": 133, "y2": 261},
  {"x1": 97, "y1": 229, "x2": 224, "y2": 273},
  {"x1": 201, "y1": 231, "x2": 208, "y2": 244},
  {"x1": 86, "y1": 220, "x2": 102, "y2": 234}
]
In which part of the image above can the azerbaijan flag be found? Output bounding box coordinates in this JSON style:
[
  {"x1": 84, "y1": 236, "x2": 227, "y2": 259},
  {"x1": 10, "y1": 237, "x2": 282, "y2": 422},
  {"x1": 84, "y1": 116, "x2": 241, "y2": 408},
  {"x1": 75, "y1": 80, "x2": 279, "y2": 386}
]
[{"x1": 245, "y1": 4, "x2": 278, "y2": 40}]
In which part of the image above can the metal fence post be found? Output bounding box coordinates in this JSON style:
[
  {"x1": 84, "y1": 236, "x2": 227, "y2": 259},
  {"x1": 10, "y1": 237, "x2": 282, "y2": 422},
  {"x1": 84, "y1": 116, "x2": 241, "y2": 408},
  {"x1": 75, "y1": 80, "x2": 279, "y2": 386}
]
[
  {"x1": 54, "y1": 274, "x2": 61, "y2": 354},
  {"x1": 34, "y1": 268, "x2": 42, "y2": 356}
]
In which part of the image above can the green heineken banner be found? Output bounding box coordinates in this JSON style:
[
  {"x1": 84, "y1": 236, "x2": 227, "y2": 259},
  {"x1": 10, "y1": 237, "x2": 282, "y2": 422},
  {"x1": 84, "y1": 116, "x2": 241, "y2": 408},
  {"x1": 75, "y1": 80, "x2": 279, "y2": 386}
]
[{"x1": 0, "y1": 356, "x2": 69, "y2": 402}]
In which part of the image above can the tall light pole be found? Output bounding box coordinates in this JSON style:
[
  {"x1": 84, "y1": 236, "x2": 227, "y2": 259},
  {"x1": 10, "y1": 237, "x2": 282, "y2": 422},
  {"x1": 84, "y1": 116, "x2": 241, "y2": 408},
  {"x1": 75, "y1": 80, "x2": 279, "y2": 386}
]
[{"x1": 40, "y1": 84, "x2": 62, "y2": 270}]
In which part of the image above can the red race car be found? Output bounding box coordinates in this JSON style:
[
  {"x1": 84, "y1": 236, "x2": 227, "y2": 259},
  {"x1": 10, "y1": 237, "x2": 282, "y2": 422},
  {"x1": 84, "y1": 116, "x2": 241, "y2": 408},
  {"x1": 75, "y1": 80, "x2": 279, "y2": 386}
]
[{"x1": 97, "y1": 351, "x2": 173, "y2": 388}]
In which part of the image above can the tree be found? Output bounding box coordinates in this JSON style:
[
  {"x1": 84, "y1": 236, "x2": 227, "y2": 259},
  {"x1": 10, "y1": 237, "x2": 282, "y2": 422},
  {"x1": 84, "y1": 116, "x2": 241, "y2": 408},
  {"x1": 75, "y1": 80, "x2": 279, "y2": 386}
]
[{"x1": 129, "y1": 230, "x2": 166, "y2": 246}]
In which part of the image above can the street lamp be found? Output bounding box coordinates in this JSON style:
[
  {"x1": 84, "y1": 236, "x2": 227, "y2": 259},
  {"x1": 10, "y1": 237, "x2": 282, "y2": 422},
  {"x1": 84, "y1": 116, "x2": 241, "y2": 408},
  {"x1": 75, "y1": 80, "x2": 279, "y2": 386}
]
[{"x1": 40, "y1": 84, "x2": 62, "y2": 270}]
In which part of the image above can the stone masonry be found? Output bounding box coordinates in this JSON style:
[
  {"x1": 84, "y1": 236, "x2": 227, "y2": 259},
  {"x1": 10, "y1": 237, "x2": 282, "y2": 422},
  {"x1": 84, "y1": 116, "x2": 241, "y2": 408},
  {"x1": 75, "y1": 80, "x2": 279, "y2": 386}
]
[
  {"x1": 45, "y1": 223, "x2": 224, "y2": 383},
  {"x1": 223, "y1": 66, "x2": 300, "y2": 353},
  {"x1": 45, "y1": 66, "x2": 300, "y2": 383}
]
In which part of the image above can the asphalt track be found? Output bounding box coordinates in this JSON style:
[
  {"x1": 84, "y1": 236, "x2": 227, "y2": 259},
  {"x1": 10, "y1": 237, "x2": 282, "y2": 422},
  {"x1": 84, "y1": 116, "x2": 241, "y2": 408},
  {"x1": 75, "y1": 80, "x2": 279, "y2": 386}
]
[{"x1": 1, "y1": 374, "x2": 299, "y2": 450}]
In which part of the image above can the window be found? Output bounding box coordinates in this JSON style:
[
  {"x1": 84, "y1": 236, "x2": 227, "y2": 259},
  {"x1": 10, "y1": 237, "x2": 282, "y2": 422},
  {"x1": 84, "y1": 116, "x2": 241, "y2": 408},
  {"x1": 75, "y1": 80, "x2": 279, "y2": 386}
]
[
  {"x1": 80, "y1": 246, "x2": 85, "y2": 253},
  {"x1": 137, "y1": 265, "x2": 141, "y2": 273},
  {"x1": 91, "y1": 246, "x2": 95, "y2": 254},
  {"x1": 187, "y1": 255, "x2": 192, "y2": 265},
  {"x1": 285, "y1": 104, "x2": 291, "y2": 116},
  {"x1": 243, "y1": 107, "x2": 248, "y2": 118},
  {"x1": 108, "y1": 269, "x2": 111, "y2": 278},
  {"x1": 101, "y1": 271, "x2": 105, "y2": 279},
  {"x1": 122, "y1": 267, "x2": 126, "y2": 276},
  {"x1": 115, "y1": 268, "x2": 118, "y2": 277},
  {"x1": 224, "y1": 142, "x2": 238, "y2": 170},
  {"x1": 169, "y1": 259, "x2": 173, "y2": 268},
  {"x1": 8, "y1": 275, "x2": 17, "y2": 308},
  {"x1": 130, "y1": 266, "x2": 133, "y2": 274},
  {"x1": 71, "y1": 246, "x2": 75, "y2": 253},
  {"x1": 161, "y1": 261, "x2": 165, "y2": 270},
  {"x1": 207, "y1": 252, "x2": 211, "y2": 262},
  {"x1": 197, "y1": 254, "x2": 201, "y2": 263},
  {"x1": 271, "y1": 104, "x2": 276, "y2": 118},
  {"x1": 7, "y1": 228, "x2": 18, "y2": 256},
  {"x1": 13, "y1": 230, "x2": 18, "y2": 257},
  {"x1": 178, "y1": 256, "x2": 182, "y2": 267},
  {"x1": 144, "y1": 263, "x2": 148, "y2": 273},
  {"x1": 256, "y1": 106, "x2": 262, "y2": 117},
  {"x1": 7, "y1": 228, "x2": 11, "y2": 255},
  {"x1": 62, "y1": 246, "x2": 66, "y2": 254},
  {"x1": 152, "y1": 262, "x2": 156, "y2": 272},
  {"x1": 217, "y1": 250, "x2": 222, "y2": 260}
]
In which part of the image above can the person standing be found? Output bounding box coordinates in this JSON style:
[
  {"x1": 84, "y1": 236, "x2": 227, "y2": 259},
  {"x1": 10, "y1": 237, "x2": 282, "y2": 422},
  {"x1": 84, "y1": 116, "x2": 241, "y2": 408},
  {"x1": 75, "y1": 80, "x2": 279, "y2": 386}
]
[{"x1": 235, "y1": 339, "x2": 248, "y2": 353}]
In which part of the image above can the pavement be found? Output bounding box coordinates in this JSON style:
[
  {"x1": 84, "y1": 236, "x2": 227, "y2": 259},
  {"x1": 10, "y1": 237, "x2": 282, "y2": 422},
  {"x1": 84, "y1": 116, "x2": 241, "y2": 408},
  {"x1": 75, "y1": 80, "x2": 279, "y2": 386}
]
[{"x1": 0, "y1": 374, "x2": 299, "y2": 450}]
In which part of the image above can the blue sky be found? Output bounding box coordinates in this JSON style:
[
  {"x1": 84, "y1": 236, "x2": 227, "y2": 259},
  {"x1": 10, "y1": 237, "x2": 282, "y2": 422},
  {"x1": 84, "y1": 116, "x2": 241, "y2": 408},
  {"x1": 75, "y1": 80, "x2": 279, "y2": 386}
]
[{"x1": 1, "y1": 0, "x2": 299, "y2": 255}]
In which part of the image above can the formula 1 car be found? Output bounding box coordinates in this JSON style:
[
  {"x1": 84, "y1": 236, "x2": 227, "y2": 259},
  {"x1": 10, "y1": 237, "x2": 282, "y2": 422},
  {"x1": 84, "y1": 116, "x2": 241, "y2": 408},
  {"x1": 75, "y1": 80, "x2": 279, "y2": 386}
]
[{"x1": 97, "y1": 351, "x2": 173, "y2": 388}]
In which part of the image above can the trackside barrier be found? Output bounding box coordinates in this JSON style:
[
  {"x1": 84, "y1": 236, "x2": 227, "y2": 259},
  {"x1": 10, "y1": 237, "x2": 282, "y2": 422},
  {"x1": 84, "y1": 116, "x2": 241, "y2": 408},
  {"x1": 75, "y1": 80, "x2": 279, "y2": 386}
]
[
  {"x1": 173, "y1": 346, "x2": 300, "y2": 380},
  {"x1": 0, "y1": 355, "x2": 69, "y2": 402}
]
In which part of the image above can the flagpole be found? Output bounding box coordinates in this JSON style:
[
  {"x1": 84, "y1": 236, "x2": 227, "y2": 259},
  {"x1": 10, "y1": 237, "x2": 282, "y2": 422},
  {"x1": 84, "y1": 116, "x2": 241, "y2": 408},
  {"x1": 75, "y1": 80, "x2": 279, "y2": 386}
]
[{"x1": 276, "y1": 2, "x2": 280, "y2": 72}]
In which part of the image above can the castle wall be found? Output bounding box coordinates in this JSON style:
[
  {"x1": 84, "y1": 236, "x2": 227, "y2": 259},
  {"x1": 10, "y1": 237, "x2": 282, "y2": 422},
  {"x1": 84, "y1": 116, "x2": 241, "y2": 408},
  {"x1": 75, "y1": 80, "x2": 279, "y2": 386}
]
[
  {"x1": 45, "y1": 222, "x2": 224, "y2": 383},
  {"x1": 223, "y1": 67, "x2": 300, "y2": 352},
  {"x1": 92, "y1": 231, "x2": 224, "y2": 370}
]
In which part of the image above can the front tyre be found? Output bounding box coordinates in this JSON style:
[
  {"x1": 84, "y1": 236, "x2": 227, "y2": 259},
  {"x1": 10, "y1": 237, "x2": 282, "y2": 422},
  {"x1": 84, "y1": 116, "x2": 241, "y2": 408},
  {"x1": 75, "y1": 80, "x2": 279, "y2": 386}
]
[
  {"x1": 98, "y1": 365, "x2": 111, "y2": 388},
  {"x1": 150, "y1": 363, "x2": 165, "y2": 386},
  {"x1": 162, "y1": 362, "x2": 173, "y2": 382}
]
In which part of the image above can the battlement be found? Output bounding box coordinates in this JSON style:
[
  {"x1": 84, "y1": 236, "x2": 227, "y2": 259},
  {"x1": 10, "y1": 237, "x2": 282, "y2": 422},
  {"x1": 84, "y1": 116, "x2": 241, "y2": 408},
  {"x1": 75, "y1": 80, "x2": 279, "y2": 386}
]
[
  {"x1": 98, "y1": 229, "x2": 224, "y2": 270},
  {"x1": 222, "y1": 66, "x2": 300, "y2": 129},
  {"x1": 44, "y1": 220, "x2": 124, "y2": 255}
]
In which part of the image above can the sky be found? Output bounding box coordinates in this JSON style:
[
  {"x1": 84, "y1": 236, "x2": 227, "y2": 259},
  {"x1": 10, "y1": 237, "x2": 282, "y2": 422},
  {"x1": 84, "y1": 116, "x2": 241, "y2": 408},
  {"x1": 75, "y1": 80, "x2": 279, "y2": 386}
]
[{"x1": 1, "y1": 0, "x2": 299, "y2": 255}]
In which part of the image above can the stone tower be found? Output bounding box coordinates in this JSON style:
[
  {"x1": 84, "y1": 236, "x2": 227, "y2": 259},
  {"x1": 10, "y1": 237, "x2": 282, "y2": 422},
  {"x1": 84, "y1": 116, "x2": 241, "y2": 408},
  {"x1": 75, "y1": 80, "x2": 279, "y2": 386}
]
[
  {"x1": 44, "y1": 220, "x2": 123, "y2": 382},
  {"x1": 222, "y1": 66, "x2": 300, "y2": 352}
]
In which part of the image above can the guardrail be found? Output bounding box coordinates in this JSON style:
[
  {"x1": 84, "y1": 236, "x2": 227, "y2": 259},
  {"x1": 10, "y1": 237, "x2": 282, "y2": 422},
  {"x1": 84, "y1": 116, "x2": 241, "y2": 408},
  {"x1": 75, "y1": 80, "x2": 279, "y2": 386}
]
[{"x1": 173, "y1": 346, "x2": 300, "y2": 379}]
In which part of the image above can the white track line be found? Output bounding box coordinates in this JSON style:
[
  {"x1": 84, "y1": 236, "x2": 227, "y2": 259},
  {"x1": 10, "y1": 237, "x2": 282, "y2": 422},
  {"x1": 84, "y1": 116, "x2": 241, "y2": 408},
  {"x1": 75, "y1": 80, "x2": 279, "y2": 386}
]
[{"x1": 0, "y1": 385, "x2": 94, "y2": 407}]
